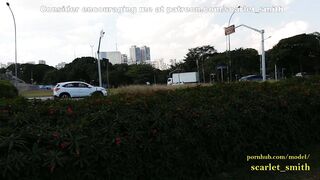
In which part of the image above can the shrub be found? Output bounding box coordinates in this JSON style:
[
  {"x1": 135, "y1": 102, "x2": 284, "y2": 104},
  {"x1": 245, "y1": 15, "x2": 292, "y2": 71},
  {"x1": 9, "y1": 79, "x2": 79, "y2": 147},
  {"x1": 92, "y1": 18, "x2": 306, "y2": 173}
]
[
  {"x1": 0, "y1": 80, "x2": 18, "y2": 98},
  {"x1": 0, "y1": 79, "x2": 320, "y2": 179}
]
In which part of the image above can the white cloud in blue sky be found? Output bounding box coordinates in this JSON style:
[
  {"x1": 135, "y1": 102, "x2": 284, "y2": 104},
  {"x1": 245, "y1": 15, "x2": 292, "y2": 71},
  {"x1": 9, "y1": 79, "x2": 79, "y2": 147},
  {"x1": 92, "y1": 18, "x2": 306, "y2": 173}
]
[{"x1": 0, "y1": 0, "x2": 319, "y2": 66}]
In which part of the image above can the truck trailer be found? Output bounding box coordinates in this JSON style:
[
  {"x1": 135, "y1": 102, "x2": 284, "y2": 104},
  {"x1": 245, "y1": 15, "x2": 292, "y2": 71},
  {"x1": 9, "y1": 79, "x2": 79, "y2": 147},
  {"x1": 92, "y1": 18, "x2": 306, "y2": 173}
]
[{"x1": 167, "y1": 72, "x2": 199, "y2": 85}]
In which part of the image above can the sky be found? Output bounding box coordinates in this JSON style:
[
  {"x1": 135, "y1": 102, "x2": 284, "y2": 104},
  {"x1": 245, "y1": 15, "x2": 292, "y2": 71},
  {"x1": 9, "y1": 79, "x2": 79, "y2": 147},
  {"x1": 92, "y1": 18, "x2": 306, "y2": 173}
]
[{"x1": 0, "y1": 0, "x2": 319, "y2": 66}]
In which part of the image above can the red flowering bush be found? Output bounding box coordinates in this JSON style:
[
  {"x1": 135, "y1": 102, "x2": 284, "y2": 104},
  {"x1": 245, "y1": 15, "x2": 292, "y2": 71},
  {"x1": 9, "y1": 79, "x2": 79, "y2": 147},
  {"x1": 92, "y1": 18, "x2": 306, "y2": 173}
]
[{"x1": 1, "y1": 77, "x2": 320, "y2": 179}]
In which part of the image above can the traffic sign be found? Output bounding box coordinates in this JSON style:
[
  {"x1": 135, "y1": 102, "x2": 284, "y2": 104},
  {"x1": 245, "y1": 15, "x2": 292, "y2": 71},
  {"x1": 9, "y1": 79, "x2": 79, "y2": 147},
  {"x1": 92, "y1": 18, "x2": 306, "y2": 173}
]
[{"x1": 225, "y1": 25, "x2": 235, "y2": 36}]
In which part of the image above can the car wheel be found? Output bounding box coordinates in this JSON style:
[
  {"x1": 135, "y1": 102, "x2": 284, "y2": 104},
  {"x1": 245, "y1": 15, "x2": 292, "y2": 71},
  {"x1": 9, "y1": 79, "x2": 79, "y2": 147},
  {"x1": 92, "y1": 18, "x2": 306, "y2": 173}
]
[
  {"x1": 92, "y1": 91, "x2": 103, "y2": 97},
  {"x1": 59, "y1": 93, "x2": 71, "y2": 99}
]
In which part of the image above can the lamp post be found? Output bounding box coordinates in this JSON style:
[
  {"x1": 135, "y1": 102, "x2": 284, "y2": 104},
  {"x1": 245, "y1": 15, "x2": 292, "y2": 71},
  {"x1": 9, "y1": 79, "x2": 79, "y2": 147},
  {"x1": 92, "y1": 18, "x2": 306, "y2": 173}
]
[
  {"x1": 90, "y1": 45, "x2": 94, "y2": 58},
  {"x1": 202, "y1": 55, "x2": 205, "y2": 83},
  {"x1": 196, "y1": 58, "x2": 200, "y2": 84},
  {"x1": 261, "y1": 36, "x2": 271, "y2": 75},
  {"x1": 6, "y1": 2, "x2": 18, "y2": 84},
  {"x1": 227, "y1": 6, "x2": 240, "y2": 82},
  {"x1": 97, "y1": 30, "x2": 105, "y2": 87},
  {"x1": 235, "y1": 24, "x2": 267, "y2": 81}
]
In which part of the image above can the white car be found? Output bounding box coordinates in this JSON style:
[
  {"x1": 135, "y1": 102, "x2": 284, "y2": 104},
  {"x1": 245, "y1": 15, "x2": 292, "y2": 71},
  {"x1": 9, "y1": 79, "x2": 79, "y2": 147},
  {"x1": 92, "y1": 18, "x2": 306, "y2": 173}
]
[{"x1": 53, "y1": 81, "x2": 107, "y2": 98}]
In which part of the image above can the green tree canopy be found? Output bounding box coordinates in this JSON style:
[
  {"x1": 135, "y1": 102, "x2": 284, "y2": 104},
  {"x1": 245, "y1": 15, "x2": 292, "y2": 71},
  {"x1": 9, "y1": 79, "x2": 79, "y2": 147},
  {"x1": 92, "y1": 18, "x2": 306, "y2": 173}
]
[{"x1": 269, "y1": 33, "x2": 320, "y2": 75}]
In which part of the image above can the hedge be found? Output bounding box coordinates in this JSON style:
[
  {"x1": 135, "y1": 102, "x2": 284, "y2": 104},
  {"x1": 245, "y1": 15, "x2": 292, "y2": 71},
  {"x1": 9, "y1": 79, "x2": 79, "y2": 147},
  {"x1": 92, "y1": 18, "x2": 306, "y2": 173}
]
[
  {"x1": 1, "y1": 78, "x2": 320, "y2": 179},
  {"x1": 0, "y1": 80, "x2": 18, "y2": 98}
]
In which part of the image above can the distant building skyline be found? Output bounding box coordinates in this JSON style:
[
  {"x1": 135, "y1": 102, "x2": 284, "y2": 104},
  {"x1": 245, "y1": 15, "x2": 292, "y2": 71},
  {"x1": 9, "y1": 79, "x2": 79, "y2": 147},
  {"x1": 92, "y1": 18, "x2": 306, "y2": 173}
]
[
  {"x1": 140, "y1": 46, "x2": 151, "y2": 62},
  {"x1": 100, "y1": 51, "x2": 126, "y2": 65},
  {"x1": 38, "y1": 60, "x2": 46, "y2": 65},
  {"x1": 26, "y1": 61, "x2": 35, "y2": 64},
  {"x1": 0, "y1": 63, "x2": 7, "y2": 68},
  {"x1": 151, "y1": 59, "x2": 170, "y2": 70},
  {"x1": 121, "y1": 54, "x2": 128, "y2": 64},
  {"x1": 130, "y1": 45, "x2": 142, "y2": 64},
  {"x1": 130, "y1": 45, "x2": 151, "y2": 64},
  {"x1": 55, "y1": 62, "x2": 67, "y2": 69}
]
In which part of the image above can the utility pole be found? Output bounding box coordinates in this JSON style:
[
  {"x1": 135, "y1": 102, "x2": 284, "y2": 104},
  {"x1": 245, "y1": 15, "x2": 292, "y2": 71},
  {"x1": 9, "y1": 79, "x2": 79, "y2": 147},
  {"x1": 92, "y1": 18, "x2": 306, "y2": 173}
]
[
  {"x1": 90, "y1": 45, "x2": 94, "y2": 57},
  {"x1": 227, "y1": 6, "x2": 241, "y2": 82},
  {"x1": 97, "y1": 30, "x2": 105, "y2": 87},
  {"x1": 202, "y1": 56, "x2": 205, "y2": 83},
  {"x1": 235, "y1": 24, "x2": 267, "y2": 81},
  {"x1": 6, "y1": 2, "x2": 18, "y2": 85}
]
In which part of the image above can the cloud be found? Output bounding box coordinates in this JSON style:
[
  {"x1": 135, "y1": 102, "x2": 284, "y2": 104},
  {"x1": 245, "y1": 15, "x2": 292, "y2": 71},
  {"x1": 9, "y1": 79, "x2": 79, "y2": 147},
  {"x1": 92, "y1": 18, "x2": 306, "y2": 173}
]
[
  {"x1": 265, "y1": 20, "x2": 309, "y2": 49},
  {"x1": 0, "y1": 0, "x2": 316, "y2": 67},
  {"x1": 229, "y1": 20, "x2": 309, "y2": 54},
  {"x1": 116, "y1": 12, "x2": 227, "y2": 61},
  {"x1": 270, "y1": 0, "x2": 295, "y2": 6}
]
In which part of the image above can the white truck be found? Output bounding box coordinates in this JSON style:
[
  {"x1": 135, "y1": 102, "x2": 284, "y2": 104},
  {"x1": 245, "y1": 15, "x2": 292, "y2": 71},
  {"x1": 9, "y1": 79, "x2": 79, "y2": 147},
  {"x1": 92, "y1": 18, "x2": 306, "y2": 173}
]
[{"x1": 167, "y1": 72, "x2": 199, "y2": 85}]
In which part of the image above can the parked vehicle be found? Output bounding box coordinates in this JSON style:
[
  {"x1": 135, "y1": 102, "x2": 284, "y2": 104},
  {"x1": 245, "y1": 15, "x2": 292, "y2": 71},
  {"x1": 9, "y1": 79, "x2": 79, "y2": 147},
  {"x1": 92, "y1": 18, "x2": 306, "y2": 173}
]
[
  {"x1": 239, "y1": 75, "x2": 270, "y2": 82},
  {"x1": 167, "y1": 72, "x2": 199, "y2": 85},
  {"x1": 39, "y1": 85, "x2": 54, "y2": 90},
  {"x1": 53, "y1": 81, "x2": 107, "y2": 98},
  {"x1": 295, "y1": 72, "x2": 311, "y2": 78}
]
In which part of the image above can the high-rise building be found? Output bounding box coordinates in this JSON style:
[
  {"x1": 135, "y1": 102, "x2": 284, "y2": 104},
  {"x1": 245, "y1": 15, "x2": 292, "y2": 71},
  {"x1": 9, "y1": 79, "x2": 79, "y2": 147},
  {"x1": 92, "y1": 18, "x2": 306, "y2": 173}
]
[
  {"x1": 100, "y1": 51, "x2": 122, "y2": 64},
  {"x1": 99, "y1": 52, "x2": 107, "y2": 60},
  {"x1": 26, "y1": 61, "x2": 35, "y2": 64},
  {"x1": 130, "y1": 45, "x2": 141, "y2": 64},
  {"x1": 55, "y1": 62, "x2": 67, "y2": 69},
  {"x1": 38, "y1": 60, "x2": 46, "y2": 65},
  {"x1": 140, "y1": 46, "x2": 151, "y2": 63},
  {"x1": 151, "y1": 59, "x2": 169, "y2": 70},
  {"x1": 121, "y1": 54, "x2": 128, "y2": 64},
  {"x1": 107, "y1": 51, "x2": 122, "y2": 64},
  {"x1": 0, "y1": 63, "x2": 7, "y2": 68}
]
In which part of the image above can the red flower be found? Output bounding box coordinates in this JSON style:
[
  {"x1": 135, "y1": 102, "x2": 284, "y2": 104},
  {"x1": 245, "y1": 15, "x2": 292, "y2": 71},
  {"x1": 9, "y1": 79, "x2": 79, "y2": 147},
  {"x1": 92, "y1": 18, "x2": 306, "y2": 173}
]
[
  {"x1": 67, "y1": 106, "x2": 73, "y2": 115},
  {"x1": 59, "y1": 142, "x2": 70, "y2": 150},
  {"x1": 115, "y1": 137, "x2": 121, "y2": 145},
  {"x1": 49, "y1": 164, "x2": 55, "y2": 173},
  {"x1": 48, "y1": 108, "x2": 55, "y2": 115},
  {"x1": 52, "y1": 132, "x2": 60, "y2": 139}
]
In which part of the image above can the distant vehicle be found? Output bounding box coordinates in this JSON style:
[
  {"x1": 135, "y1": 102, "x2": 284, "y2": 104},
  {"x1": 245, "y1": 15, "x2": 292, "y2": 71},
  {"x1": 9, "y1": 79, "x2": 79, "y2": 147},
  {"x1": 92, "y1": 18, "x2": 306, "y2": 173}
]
[
  {"x1": 39, "y1": 85, "x2": 54, "y2": 90},
  {"x1": 295, "y1": 72, "x2": 309, "y2": 77},
  {"x1": 167, "y1": 72, "x2": 199, "y2": 85},
  {"x1": 239, "y1": 75, "x2": 270, "y2": 82},
  {"x1": 53, "y1": 81, "x2": 107, "y2": 98}
]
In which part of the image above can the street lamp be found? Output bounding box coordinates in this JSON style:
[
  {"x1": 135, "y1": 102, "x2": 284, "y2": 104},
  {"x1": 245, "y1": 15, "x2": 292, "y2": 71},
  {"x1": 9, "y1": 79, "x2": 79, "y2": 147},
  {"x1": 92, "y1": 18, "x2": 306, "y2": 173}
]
[
  {"x1": 228, "y1": 6, "x2": 241, "y2": 50},
  {"x1": 97, "y1": 30, "x2": 105, "y2": 87},
  {"x1": 227, "y1": 6, "x2": 241, "y2": 81},
  {"x1": 261, "y1": 36, "x2": 271, "y2": 75},
  {"x1": 6, "y1": 2, "x2": 18, "y2": 84},
  {"x1": 196, "y1": 58, "x2": 200, "y2": 84},
  {"x1": 90, "y1": 44, "x2": 94, "y2": 58},
  {"x1": 235, "y1": 24, "x2": 267, "y2": 81}
]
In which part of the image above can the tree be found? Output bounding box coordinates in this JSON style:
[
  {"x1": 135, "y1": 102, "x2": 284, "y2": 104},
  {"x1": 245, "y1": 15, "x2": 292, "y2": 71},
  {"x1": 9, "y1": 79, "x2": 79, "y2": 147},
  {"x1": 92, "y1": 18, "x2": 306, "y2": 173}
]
[
  {"x1": 269, "y1": 33, "x2": 320, "y2": 76},
  {"x1": 181, "y1": 45, "x2": 217, "y2": 72},
  {"x1": 230, "y1": 48, "x2": 260, "y2": 76},
  {"x1": 108, "y1": 64, "x2": 130, "y2": 87},
  {"x1": 7, "y1": 63, "x2": 56, "y2": 84},
  {"x1": 0, "y1": 68, "x2": 5, "y2": 74},
  {"x1": 126, "y1": 64, "x2": 155, "y2": 84}
]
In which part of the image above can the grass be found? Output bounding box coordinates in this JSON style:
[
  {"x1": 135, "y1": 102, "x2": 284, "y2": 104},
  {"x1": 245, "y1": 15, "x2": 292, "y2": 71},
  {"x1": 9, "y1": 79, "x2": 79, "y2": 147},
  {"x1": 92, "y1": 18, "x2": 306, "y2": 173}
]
[
  {"x1": 20, "y1": 90, "x2": 53, "y2": 98},
  {"x1": 108, "y1": 84, "x2": 204, "y2": 95},
  {"x1": 19, "y1": 85, "x2": 197, "y2": 98}
]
